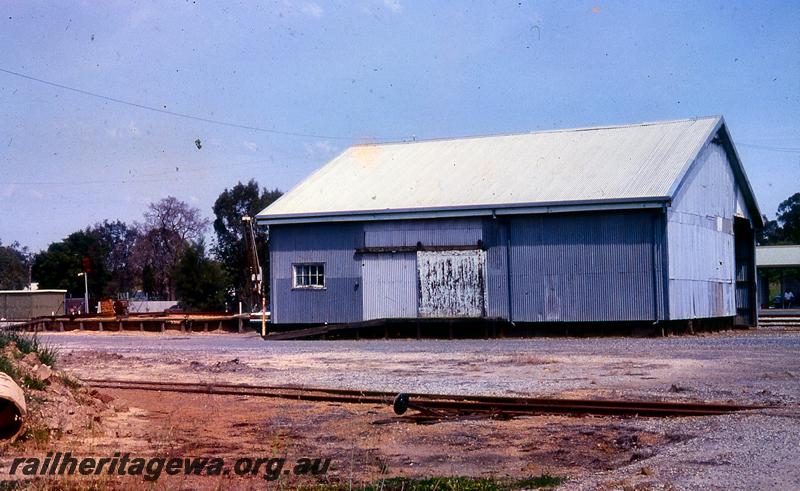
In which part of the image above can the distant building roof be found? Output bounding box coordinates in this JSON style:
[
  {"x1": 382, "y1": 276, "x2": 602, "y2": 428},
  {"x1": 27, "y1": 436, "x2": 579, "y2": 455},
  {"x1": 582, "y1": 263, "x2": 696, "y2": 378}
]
[
  {"x1": 0, "y1": 290, "x2": 67, "y2": 294},
  {"x1": 258, "y1": 116, "x2": 760, "y2": 225},
  {"x1": 757, "y1": 245, "x2": 800, "y2": 268}
]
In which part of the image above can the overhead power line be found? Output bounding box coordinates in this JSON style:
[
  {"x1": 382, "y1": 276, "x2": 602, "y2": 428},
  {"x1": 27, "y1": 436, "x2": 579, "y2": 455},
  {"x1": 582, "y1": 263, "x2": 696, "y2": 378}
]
[
  {"x1": 0, "y1": 66, "x2": 405, "y2": 141},
  {"x1": 5, "y1": 66, "x2": 797, "y2": 154},
  {"x1": 737, "y1": 142, "x2": 800, "y2": 154},
  {"x1": 1, "y1": 153, "x2": 318, "y2": 186}
]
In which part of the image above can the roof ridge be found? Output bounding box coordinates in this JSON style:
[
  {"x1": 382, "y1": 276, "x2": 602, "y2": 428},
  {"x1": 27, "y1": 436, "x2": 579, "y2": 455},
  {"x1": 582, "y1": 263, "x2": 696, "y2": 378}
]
[{"x1": 351, "y1": 116, "x2": 722, "y2": 147}]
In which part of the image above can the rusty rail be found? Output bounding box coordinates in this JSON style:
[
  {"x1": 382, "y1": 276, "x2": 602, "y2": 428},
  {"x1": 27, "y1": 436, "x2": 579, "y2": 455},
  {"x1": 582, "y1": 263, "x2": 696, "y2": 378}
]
[{"x1": 82, "y1": 378, "x2": 764, "y2": 418}]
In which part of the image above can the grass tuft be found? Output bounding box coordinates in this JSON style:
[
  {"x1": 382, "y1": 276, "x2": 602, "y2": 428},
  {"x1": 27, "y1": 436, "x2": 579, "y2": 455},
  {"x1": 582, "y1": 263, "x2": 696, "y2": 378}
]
[
  {"x1": 22, "y1": 375, "x2": 47, "y2": 391},
  {"x1": 60, "y1": 372, "x2": 83, "y2": 390},
  {"x1": 35, "y1": 344, "x2": 59, "y2": 367},
  {"x1": 371, "y1": 477, "x2": 503, "y2": 490},
  {"x1": 0, "y1": 331, "x2": 59, "y2": 388},
  {"x1": 0, "y1": 331, "x2": 58, "y2": 367},
  {"x1": 0, "y1": 355, "x2": 19, "y2": 380},
  {"x1": 355, "y1": 475, "x2": 567, "y2": 491},
  {"x1": 19, "y1": 424, "x2": 52, "y2": 447},
  {"x1": 514, "y1": 474, "x2": 567, "y2": 489}
]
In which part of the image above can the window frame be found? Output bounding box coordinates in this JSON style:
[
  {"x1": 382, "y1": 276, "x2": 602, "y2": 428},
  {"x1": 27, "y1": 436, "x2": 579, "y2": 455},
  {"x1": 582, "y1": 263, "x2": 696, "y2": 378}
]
[{"x1": 291, "y1": 262, "x2": 326, "y2": 290}]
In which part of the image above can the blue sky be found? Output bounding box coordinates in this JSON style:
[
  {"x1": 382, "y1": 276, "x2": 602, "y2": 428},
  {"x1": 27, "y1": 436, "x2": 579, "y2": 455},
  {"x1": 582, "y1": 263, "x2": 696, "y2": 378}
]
[{"x1": 1, "y1": 1, "x2": 798, "y2": 251}]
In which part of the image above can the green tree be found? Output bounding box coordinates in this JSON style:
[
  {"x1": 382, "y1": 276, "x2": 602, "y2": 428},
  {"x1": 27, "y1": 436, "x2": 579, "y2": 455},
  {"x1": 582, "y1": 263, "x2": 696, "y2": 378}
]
[
  {"x1": 173, "y1": 242, "x2": 230, "y2": 311},
  {"x1": 0, "y1": 240, "x2": 31, "y2": 290},
  {"x1": 759, "y1": 217, "x2": 784, "y2": 245},
  {"x1": 760, "y1": 193, "x2": 800, "y2": 245},
  {"x1": 31, "y1": 231, "x2": 109, "y2": 299},
  {"x1": 141, "y1": 264, "x2": 157, "y2": 298},
  {"x1": 86, "y1": 220, "x2": 140, "y2": 297},
  {"x1": 212, "y1": 180, "x2": 282, "y2": 309},
  {"x1": 776, "y1": 192, "x2": 800, "y2": 244}
]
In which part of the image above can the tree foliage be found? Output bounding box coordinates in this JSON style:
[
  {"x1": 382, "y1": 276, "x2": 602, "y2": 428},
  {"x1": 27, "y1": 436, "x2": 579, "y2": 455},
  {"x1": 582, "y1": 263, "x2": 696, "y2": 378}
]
[
  {"x1": 776, "y1": 192, "x2": 800, "y2": 243},
  {"x1": 31, "y1": 231, "x2": 109, "y2": 299},
  {"x1": 759, "y1": 217, "x2": 783, "y2": 245},
  {"x1": 31, "y1": 222, "x2": 140, "y2": 300},
  {"x1": 86, "y1": 220, "x2": 139, "y2": 296},
  {"x1": 173, "y1": 242, "x2": 229, "y2": 311},
  {"x1": 0, "y1": 240, "x2": 31, "y2": 290},
  {"x1": 212, "y1": 180, "x2": 282, "y2": 309},
  {"x1": 759, "y1": 192, "x2": 800, "y2": 245}
]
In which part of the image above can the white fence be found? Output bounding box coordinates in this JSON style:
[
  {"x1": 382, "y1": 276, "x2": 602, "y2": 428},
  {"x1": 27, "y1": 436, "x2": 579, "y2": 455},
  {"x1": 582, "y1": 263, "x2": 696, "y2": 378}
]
[{"x1": 127, "y1": 300, "x2": 178, "y2": 313}]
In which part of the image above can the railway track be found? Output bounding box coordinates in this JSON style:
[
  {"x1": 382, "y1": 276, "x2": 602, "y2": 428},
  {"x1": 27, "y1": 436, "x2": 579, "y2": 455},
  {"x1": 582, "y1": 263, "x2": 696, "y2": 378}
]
[{"x1": 82, "y1": 378, "x2": 765, "y2": 418}]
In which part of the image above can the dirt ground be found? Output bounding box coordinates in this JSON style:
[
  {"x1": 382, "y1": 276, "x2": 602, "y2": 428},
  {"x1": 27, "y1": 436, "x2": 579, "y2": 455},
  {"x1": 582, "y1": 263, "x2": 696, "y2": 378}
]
[
  {"x1": 1, "y1": 387, "x2": 675, "y2": 489},
  {"x1": 1, "y1": 329, "x2": 798, "y2": 489}
]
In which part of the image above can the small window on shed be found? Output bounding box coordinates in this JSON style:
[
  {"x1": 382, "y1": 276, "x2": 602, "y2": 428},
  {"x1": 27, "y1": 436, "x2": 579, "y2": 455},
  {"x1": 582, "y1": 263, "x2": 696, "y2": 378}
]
[{"x1": 293, "y1": 263, "x2": 325, "y2": 289}]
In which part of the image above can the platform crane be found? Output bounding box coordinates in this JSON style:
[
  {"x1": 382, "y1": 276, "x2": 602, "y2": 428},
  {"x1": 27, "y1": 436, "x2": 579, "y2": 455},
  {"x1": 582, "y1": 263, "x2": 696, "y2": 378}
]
[{"x1": 242, "y1": 215, "x2": 267, "y2": 336}]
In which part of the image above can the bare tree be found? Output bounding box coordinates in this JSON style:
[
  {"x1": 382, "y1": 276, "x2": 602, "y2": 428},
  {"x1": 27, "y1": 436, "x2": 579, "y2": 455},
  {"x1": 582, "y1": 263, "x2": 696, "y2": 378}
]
[{"x1": 132, "y1": 197, "x2": 209, "y2": 300}]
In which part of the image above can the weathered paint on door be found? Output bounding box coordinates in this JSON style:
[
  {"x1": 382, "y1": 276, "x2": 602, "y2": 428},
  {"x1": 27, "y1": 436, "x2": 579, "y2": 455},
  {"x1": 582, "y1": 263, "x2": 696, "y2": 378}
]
[{"x1": 417, "y1": 250, "x2": 486, "y2": 318}]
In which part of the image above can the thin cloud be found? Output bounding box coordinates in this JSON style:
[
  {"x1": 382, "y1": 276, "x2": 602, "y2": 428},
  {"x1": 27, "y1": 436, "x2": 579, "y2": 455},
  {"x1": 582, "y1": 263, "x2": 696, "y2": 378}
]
[
  {"x1": 383, "y1": 0, "x2": 402, "y2": 13},
  {"x1": 304, "y1": 140, "x2": 336, "y2": 156},
  {"x1": 301, "y1": 2, "x2": 324, "y2": 18},
  {"x1": 0, "y1": 184, "x2": 17, "y2": 200}
]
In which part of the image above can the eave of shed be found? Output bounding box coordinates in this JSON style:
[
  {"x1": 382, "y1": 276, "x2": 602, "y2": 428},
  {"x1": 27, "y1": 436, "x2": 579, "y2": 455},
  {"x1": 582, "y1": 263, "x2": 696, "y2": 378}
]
[{"x1": 757, "y1": 245, "x2": 800, "y2": 268}]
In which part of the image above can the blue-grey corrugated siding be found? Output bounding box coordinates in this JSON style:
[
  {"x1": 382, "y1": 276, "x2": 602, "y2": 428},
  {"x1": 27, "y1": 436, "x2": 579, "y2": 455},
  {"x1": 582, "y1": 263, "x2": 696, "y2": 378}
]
[
  {"x1": 653, "y1": 213, "x2": 668, "y2": 321},
  {"x1": 482, "y1": 220, "x2": 510, "y2": 319},
  {"x1": 508, "y1": 212, "x2": 658, "y2": 322},
  {"x1": 364, "y1": 219, "x2": 483, "y2": 247},
  {"x1": 269, "y1": 213, "x2": 667, "y2": 324},
  {"x1": 269, "y1": 223, "x2": 363, "y2": 324},
  {"x1": 362, "y1": 252, "x2": 418, "y2": 319},
  {"x1": 667, "y1": 141, "x2": 739, "y2": 319},
  {"x1": 360, "y1": 218, "x2": 482, "y2": 320}
]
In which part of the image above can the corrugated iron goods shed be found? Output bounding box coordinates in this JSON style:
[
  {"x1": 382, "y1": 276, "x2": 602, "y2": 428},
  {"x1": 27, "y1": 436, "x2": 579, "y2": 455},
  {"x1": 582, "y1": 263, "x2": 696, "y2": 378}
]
[{"x1": 258, "y1": 116, "x2": 762, "y2": 331}]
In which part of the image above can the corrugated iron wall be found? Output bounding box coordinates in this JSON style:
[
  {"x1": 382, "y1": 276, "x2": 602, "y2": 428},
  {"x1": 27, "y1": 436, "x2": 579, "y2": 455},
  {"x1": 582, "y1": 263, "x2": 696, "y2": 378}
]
[
  {"x1": 667, "y1": 141, "x2": 739, "y2": 319},
  {"x1": 270, "y1": 219, "x2": 486, "y2": 324},
  {"x1": 483, "y1": 220, "x2": 510, "y2": 319},
  {"x1": 361, "y1": 219, "x2": 483, "y2": 320},
  {"x1": 362, "y1": 252, "x2": 417, "y2": 320},
  {"x1": 0, "y1": 292, "x2": 65, "y2": 320},
  {"x1": 267, "y1": 185, "x2": 753, "y2": 325},
  {"x1": 506, "y1": 211, "x2": 660, "y2": 322},
  {"x1": 364, "y1": 219, "x2": 483, "y2": 247},
  {"x1": 269, "y1": 223, "x2": 364, "y2": 324},
  {"x1": 269, "y1": 213, "x2": 668, "y2": 325}
]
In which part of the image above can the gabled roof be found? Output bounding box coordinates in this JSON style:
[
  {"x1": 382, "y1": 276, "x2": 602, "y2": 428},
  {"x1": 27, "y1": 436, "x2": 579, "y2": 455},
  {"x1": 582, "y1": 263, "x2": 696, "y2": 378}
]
[
  {"x1": 757, "y1": 245, "x2": 800, "y2": 268},
  {"x1": 258, "y1": 116, "x2": 761, "y2": 226}
]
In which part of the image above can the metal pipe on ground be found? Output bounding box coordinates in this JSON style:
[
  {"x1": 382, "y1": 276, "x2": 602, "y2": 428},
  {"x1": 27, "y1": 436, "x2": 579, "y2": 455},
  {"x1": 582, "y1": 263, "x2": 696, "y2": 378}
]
[
  {"x1": 82, "y1": 378, "x2": 765, "y2": 418},
  {"x1": 0, "y1": 373, "x2": 26, "y2": 440}
]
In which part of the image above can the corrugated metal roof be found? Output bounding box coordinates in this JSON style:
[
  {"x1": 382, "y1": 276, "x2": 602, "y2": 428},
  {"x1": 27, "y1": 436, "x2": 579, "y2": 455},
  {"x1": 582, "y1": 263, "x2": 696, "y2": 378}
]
[
  {"x1": 757, "y1": 245, "x2": 800, "y2": 267},
  {"x1": 258, "y1": 116, "x2": 724, "y2": 222}
]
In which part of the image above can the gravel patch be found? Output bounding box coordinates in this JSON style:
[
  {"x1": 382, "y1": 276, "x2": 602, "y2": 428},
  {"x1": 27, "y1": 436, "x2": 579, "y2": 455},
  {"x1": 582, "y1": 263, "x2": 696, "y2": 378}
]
[
  {"x1": 565, "y1": 409, "x2": 800, "y2": 490},
  {"x1": 36, "y1": 330, "x2": 800, "y2": 489},
  {"x1": 42, "y1": 330, "x2": 800, "y2": 406}
]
